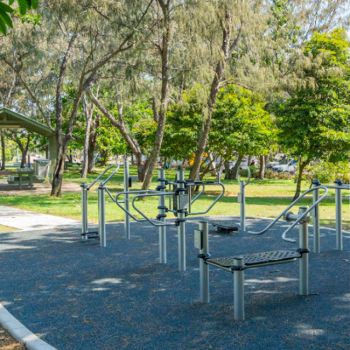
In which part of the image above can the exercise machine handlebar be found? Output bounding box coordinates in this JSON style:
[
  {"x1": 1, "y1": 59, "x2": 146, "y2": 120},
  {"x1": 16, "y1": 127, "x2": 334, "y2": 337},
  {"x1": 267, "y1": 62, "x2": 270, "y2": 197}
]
[
  {"x1": 131, "y1": 192, "x2": 177, "y2": 227},
  {"x1": 86, "y1": 164, "x2": 118, "y2": 190},
  {"x1": 281, "y1": 187, "x2": 328, "y2": 242},
  {"x1": 187, "y1": 181, "x2": 225, "y2": 216},
  {"x1": 248, "y1": 185, "x2": 328, "y2": 239},
  {"x1": 100, "y1": 163, "x2": 121, "y2": 186}
]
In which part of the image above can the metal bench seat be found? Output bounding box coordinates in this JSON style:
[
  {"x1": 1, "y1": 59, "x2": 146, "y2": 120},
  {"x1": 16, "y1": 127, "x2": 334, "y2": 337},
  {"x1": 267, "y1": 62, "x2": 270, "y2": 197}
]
[{"x1": 207, "y1": 250, "x2": 302, "y2": 270}]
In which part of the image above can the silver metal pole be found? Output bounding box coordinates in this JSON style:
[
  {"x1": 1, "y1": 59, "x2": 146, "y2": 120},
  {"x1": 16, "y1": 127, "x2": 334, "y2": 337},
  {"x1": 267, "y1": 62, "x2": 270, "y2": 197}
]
[
  {"x1": 98, "y1": 185, "x2": 106, "y2": 247},
  {"x1": 298, "y1": 206, "x2": 309, "y2": 296},
  {"x1": 158, "y1": 169, "x2": 167, "y2": 264},
  {"x1": 177, "y1": 168, "x2": 186, "y2": 272},
  {"x1": 312, "y1": 179, "x2": 320, "y2": 253},
  {"x1": 124, "y1": 156, "x2": 130, "y2": 240},
  {"x1": 199, "y1": 221, "x2": 209, "y2": 303},
  {"x1": 240, "y1": 181, "x2": 246, "y2": 232},
  {"x1": 81, "y1": 183, "x2": 88, "y2": 240},
  {"x1": 335, "y1": 180, "x2": 343, "y2": 250},
  {"x1": 233, "y1": 258, "x2": 245, "y2": 321}
]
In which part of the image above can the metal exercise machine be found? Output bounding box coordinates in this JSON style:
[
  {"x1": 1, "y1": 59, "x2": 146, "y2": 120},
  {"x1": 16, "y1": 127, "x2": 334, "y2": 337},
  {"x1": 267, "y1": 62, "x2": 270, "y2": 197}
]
[
  {"x1": 195, "y1": 185, "x2": 328, "y2": 321},
  {"x1": 81, "y1": 164, "x2": 120, "y2": 244},
  {"x1": 81, "y1": 157, "x2": 134, "y2": 247},
  {"x1": 311, "y1": 179, "x2": 350, "y2": 252},
  {"x1": 115, "y1": 167, "x2": 225, "y2": 272}
]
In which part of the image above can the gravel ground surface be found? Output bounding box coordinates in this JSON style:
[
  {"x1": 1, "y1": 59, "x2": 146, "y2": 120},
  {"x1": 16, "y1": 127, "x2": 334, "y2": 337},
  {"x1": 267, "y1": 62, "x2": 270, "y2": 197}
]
[{"x1": 0, "y1": 217, "x2": 349, "y2": 350}]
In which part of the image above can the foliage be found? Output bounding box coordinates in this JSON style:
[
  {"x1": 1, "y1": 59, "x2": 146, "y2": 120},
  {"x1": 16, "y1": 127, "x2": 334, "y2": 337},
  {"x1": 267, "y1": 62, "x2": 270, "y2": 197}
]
[
  {"x1": 274, "y1": 29, "x2": 350, "y2": 164},
  {"x1": 211, "y1": 85, "x2": 275, "y2": 159},
  {"x1": 0, "y1": 0, "x2": 38, "y2": 34},
  {"x1": 96, "y1": 117, "x2": 126, "y2": 164},
  {"x1": 305, "y1": 161, "x2": 350, "y2": 183},
  {"x1": 162, "y1": 84, "x2": 206, "y2": 161}
]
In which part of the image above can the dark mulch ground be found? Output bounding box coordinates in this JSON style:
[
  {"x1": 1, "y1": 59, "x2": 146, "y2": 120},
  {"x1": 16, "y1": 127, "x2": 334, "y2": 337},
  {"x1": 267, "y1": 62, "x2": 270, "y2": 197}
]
[{"x1": 0, "y1": 217, "x2": 349, "y2": 350}]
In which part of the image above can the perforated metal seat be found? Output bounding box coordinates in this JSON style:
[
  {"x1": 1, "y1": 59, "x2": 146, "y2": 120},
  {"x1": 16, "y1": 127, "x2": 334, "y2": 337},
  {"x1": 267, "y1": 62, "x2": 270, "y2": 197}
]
[{"x1": 206, "y1": 250, "x2": 302, "y2": 270}]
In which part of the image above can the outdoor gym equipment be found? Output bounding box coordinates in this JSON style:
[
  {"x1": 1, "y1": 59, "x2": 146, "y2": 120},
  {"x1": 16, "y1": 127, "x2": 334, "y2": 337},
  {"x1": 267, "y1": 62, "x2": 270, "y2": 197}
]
[
  {"x1": 115, "y1": 167, "x2": 225, "y2": 272},
  {"x1": 194, "y1": 185, "x2": 329, "y2": 320},
  {"x1": 210, "y1": 166, "x2": 251, "y2": 233},
  {"x1": 311, "y1": 179, "x2": 350, "y2": 252},
  {"x1": 195, "y1": 207, "x2": 310, "y2": 321},
  {"x1": 80, "y1": 162, "x2": 121, "y2": 245}
]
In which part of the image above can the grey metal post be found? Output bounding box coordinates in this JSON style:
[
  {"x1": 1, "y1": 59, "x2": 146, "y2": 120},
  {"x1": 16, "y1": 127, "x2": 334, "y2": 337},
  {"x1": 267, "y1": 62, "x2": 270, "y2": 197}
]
[
  {"x1": 240, "y1": 181, "x2": 246, "y2": 232},
  {"x1": 81, "y1": 183, "x2": 88, "y2": 240},
  {"x1": 98, "y1": 185, "x2": 106, "y2": 247},
  {"x1": 335, "y1": 179, "x2": 343, "y2": 250},
  {"x1": 312, "y1": 179, "x2": 320, "y2": 253},
  {"x1": 199, "y1": 221, "x2": 209, "y2": 303},
  {"x1": 124, "y1": 156, "x2": 131, "y2": 240},
  {"x1": 233, "y1": 258, "x2": 245, "y2": 321},
  {"x1": 158, "y1": 169, "x2": 167, "y2": 264},
  {"x1": 177, "y1": 168, "x2": 186, "y2": 272},
  {"x1": 298, "y1": 206, "x2": 309, "y2": 296}
]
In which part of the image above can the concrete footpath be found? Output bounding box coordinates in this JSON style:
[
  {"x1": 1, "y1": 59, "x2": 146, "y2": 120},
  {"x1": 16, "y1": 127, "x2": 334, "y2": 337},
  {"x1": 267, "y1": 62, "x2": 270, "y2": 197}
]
[{"x1": 0, "y1": 205, "x2": 79, "y2": 231}]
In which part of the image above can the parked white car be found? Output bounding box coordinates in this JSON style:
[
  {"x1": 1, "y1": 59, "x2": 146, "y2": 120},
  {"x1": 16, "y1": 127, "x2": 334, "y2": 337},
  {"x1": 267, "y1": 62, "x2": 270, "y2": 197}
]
[{"x1": 272, "y1": 160, "x2": 297, "y2": 173}]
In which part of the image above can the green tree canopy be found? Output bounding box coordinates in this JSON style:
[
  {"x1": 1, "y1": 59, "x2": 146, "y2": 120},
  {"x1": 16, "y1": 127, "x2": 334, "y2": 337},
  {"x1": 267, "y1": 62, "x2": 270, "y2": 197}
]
[
  {"x1": 274, "y1": 29, "x2": 350, "y2": 197},
  {"x1": 211, "y1": 84, "x2": 275, "y2": 160}
]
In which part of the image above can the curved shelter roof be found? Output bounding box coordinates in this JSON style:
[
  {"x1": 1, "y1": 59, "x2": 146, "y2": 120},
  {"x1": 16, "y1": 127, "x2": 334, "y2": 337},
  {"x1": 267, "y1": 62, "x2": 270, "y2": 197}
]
[{"x1": 0, "y1": 107, "x2": 54, "y2": 137}]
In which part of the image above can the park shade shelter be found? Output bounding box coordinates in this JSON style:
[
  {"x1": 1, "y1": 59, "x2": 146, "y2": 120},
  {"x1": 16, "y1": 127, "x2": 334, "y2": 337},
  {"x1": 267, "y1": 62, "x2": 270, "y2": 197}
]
[{"x1": 0, "y1": 107, "x2": 57, "y2": 176}]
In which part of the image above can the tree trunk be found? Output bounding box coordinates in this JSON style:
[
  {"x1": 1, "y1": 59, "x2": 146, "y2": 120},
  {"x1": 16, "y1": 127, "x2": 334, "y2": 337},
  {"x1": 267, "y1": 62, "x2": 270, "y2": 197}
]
[
  {"x1": 81, "y1": 100, "x2": 94, "y2": 178},
  {"x1": 190, "y1": 9, "x2": 242, "y2": 180},
  {"x1": 87, "y1": 116, "x2": 99, "y2": 173},
  {"x1": 293, "y1": 160, "x2": 308, "y2": 200},
  {"x1": 230, "y1": 154, "x2": 243, "y2": 180},
  {"x1": 51, "y1": 143, "x2": 66, "y2": 196},
  {"x1": 141, "y1": 1, "x2": 171, "y2": 190},
  {"x1": 258, "y1": 155, "x2": 266, "y2": 179},
  {"x1": 224, "y1": 160, "x2": 230, "y2": 180},
  {"x1": 20, "y1": 150, "x2": 27, "y2": 168},
  {"x1": 0, "y1": 132, "x2": 5, "y2": 170}
]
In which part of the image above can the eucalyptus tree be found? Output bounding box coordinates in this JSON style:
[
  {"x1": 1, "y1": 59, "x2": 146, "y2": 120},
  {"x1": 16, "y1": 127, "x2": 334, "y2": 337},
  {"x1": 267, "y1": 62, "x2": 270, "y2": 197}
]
[
  {"x1": 1, "y1": 0, "x2": 153, "y2": 196},
  {"x1": 189, "y1": 0, "x2": 267, "y2": 180},
  {"x1": 90, "y1": 0, "x2": 190, "y2": 187}
]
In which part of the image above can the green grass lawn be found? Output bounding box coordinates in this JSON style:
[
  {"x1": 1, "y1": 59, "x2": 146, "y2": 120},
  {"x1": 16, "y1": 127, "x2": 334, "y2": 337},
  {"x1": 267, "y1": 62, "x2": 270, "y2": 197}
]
[{"x1": 0, "y1": 165, "x2": 349, "y2": 229}]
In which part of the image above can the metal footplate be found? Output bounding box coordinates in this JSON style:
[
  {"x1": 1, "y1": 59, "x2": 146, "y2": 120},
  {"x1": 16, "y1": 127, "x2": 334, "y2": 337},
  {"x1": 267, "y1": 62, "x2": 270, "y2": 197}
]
[
  {"x1": 206, "y1": 250, "x2": 303, "y2": 271},
  {"x1": 81, "y1": 231, "x2": 99, "y2": 240},
  {"x1": 210, "y1": 220, "x2": 239, "y2": 233}
]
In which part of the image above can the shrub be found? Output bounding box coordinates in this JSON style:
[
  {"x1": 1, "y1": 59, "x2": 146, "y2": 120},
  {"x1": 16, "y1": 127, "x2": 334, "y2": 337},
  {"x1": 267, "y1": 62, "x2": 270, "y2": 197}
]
[
  {"x1": 264, "y1": 169, "x2": 294, "y2": 180},
  {"x1": 305, "y1": 161, "x2": 350, "y2": 184}
]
